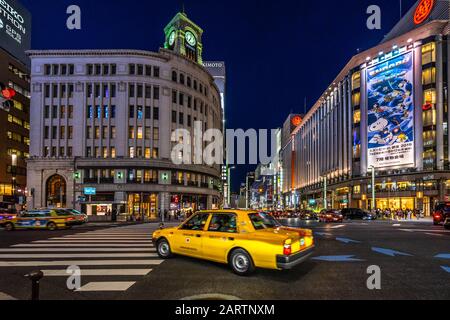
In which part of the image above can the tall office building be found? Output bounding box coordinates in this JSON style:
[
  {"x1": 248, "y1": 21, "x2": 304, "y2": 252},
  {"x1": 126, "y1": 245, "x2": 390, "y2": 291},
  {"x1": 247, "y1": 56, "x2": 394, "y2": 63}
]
[
  {"x1": 26, "y1": 12, "x2": 223, "y2": 217},
  {"x1": 0, "y1": 0, "x2": 31, "y2": 209}
]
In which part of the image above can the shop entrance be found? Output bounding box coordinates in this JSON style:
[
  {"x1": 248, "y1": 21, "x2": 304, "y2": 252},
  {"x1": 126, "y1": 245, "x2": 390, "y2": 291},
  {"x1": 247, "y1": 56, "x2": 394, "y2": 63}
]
[
  {"x1": 127, "y1": 193, "x2": 158, "y2": 219},
  {"x1": 376, "y1": 197, "x2": 416, "y2": 211}
]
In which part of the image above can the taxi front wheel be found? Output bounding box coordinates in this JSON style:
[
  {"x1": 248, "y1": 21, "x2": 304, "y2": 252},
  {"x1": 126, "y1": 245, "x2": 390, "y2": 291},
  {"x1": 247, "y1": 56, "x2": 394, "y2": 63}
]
[
  {"x1": 229, "y1": 249, "x2": 255, "y2": 276},
  {"x1": 156, "y1": 238, "x2": 174, "y2": 259},
  {"x1": 47, "y1": 222, "x2": 57, "y2": 231},
  {"x1": 4, "y1": 223, "x2": 14, "y2": 231}
]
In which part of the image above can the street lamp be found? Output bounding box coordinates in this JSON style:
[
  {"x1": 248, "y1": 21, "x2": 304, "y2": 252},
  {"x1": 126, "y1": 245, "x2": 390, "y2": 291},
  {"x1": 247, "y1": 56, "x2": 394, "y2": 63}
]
[
  {"x1": 11, "y1": 153, "x2": 17, "y2": 205},
  {"x1": 369, "y1": 165, "x2": 376, "y2": 211},
  {"x1": 227, "y1": 166, "x2": 236, "y2": 208}
]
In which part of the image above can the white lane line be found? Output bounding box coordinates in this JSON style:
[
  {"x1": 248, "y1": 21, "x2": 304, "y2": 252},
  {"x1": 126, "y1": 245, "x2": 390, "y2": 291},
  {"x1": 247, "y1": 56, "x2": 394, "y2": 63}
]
[
  {"x1": 33, "y1": 240, "x2": 152, "y2": 244},
  {"x1": 0, "y1": 253, "x2": 158, "y2": 258},
  {"x1": 51, "y1": 238, "x2": 151, "y2": 241},
  {"x1": 330, "y1": 225, "x2": 346, "y2": 229},
  {"x1": 42, "y1": 269, "x2": 152, "y2": 276},
  {"x1": 76, "y1": 282, "x2": 136, "y2": 292},
  {"x1": 0, "y1": 248, "x2": 156, "y2": 252},
  {"x1": 393, "y1": 224, "x2": 401, "y2": 227},
  {"x1": 12, "y1": 244, "x2": 154, "y2": 248},
  {"x1": 0, "y1": 259, "x2": 163, "y2": 267},
  {"x1": 425, "y1": 233, "x2": 445, "y2": 237},
  {"x1": 400, "y1": 229, "x2": 450, "y2": 233}
]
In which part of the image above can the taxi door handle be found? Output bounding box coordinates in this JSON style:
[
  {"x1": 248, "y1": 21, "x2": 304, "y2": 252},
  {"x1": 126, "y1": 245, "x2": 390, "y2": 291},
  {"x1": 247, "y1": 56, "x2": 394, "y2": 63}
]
[
  {"x1": 228, "y1": 237, "x2": 235, "y2": 241},
  {"x1": 196, "y1": 234, "x2": 201, "y2": 238}
]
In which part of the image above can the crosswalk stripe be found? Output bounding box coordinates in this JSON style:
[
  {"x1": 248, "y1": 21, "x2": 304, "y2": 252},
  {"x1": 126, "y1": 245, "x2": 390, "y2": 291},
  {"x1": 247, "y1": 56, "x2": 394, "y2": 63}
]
[
  {"x1": 42, "y1": 269, "x2": 152, "y2": 276},
  {"x1": 330, "y1": 225, "x2": 346, "y2": 229},
  {"x1": 50, "y1": 238, "x2": 151, "y2": 240},
  {"x1": 0, "y1": 259, "x2": 163, "y2": 267},
  {"x1": 12, "y1": 244, "x2": 154, "y2": 248},
  {"x1": 32, "y1": 240, "x2": 152, "y2": 243},
  {"x1": 76, "y1": 282, "x2": 136, "y2": 292},
  {"x1": 0, "y1": 253, "x2": 158, "y2": 258},
  {"x1": 0, "y1": 248, "x2": 156, "y2": 252}
]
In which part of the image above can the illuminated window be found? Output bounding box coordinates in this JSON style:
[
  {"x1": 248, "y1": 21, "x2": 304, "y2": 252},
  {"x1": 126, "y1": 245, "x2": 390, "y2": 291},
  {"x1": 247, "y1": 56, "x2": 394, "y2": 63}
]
[
  {"x1": 129, "y1": 147, "x2": 135, "y2": 158},
  {"x1": 153, "y1": 148, "x2": 159, "y2": 159},
  {"x1": 102, "y1": 147, "x2": 108, "y2": 158},
  {"x1": 153, "y1": 127, "x2": 159, "y2": 141},
  {"x1": 422, "y1": 67, "x2": 436, "y2": 85},
  {"x1": 94, "y1": 126, "x2": 100, "y2": 139},
  {"x1": 423, "y1": 89, "x2": 436, "y2": 104},
  {"x1": 423, "y1": 130, "x2": 436, "y2": 147},
  {"x1": 353, "y1": 185, "x2": 361, "y2": 194},
  {"x1": 352, "y1": 72, "x2": 361, "y2": 90},
  {"x1": 353, "y1": 144, "x2": 361, "y2": 158},
  {"x1": 13, "y1": 100, "x2": 23, "y2": 111},
  {"x1": 129, "y1": 127, "x2": 135, "y2": 139},
  {"x1": 422, "y1": 42, "x2": 436, "y2": 65},
  {"x1": 145, "y1": 147, "x2": 151, "y2": 159},
  {"x1": 353, "y1": 110, "x2": 361, "y2": 125},
  {"x1": 352, "y1": 92, "x2": 360, "y2": 107},
  {"x1": 111, "y1": 147, "x2": 116, "y2": 158},
  {"x1": 137, "y1": 127, "x2": 143, "y2": 139}
]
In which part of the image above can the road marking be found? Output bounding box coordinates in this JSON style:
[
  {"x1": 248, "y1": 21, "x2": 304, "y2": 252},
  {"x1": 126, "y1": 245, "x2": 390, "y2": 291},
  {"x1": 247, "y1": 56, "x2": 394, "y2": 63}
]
[
  {"x1": 12, "y1": 244, "x2": 154, "y2": 248},
  {"x1": 330, "y1": 225, "x2": 345, "y2": 229},
  {"x1": 0, "y1": 259, "x2": 163, "y2": 267},
  {"x1": 0, "y1": 248, "x2": 156, "y2": 252},
  {"x1": 393, "y1": 224, "x2": 401, "y2": 227},
  {"x1": 425, "y1": 233, "x2": 445, "y2": 237},
  {"x1": 315, "y1": 232, "x2": 333, "y2": 236},
  {"x1": 0, "y1": 253, "x2": 158, "y2": 258},
  {"x1": 0, "y1": 292, "x2": 17, "y2": 300},
  {"x1": 32, "y1": 240, "x2": 152, "y2": 244},
  {"x1": 435, "y1": 254, "x2": 450, "y2": 259},
  {"x1": 312, "y1": 255, "x2": 364, "y2": 262},
  {"x1": 42, "y1": 269, "x2": 152, "y2": 276},
  {"x1": 76, "y1": 282, "x2": 136, "y2": 292},
  {"x1": 336, "y1": 237, "x2": 361, "y2": 244},
  {"x1": 441, "y1": 266, "x2": 450, "y2": 273},
  {"x1": 400, "y1": 229, "x2": 450, "y2": 233},
  {"x1": 372, "y1": 247, "x2": 412, "y2": 257}
]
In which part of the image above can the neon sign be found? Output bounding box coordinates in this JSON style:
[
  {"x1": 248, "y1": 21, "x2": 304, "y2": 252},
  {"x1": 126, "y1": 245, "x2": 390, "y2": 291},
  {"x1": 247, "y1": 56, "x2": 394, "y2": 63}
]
[{"x1": 414, "y1": 0, "x2": 434, "y2": 25}]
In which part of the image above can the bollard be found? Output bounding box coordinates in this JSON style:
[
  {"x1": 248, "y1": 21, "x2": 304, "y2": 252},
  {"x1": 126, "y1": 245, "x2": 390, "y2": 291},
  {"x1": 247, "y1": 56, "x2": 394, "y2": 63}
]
[{"x1": 24, "y1": 270, "x2": 44, "y2": 300}]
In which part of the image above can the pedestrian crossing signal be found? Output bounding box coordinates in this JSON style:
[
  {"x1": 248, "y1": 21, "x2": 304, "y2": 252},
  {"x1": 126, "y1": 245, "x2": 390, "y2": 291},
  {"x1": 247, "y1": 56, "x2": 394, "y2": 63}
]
[{"x1": 0, "y1": 82, "x2": 16, "y2": 112}]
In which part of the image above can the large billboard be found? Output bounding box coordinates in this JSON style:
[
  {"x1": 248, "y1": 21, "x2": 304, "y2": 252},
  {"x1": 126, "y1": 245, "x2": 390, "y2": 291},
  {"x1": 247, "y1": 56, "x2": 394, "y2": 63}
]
[
  {"x1": 0, "y1": 0, "x2": 31, "y2": 65},
  {"x1": 367, "y1": 52, "x2": 415, "y2": 169}
]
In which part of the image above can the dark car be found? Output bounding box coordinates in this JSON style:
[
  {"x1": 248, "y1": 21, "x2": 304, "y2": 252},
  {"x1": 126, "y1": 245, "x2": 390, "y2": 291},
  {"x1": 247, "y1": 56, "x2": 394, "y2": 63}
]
[
  {"x1": 300, "y1": 210, "x2": 318, "y2": 221},
  {"x1": 341, "y1": 208, "x2": 376, "y2": 220},
  {"x1": 433, "y1": 202, "x2": 450, "y2": 226},
  {"x1": 319, "y1": 210, "x2": 343, "y2": 223}
]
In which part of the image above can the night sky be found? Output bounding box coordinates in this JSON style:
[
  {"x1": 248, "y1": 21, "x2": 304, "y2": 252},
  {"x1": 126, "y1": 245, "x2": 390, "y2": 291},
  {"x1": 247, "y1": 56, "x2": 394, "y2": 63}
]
[{"x1": 20, "y1": 0, "x2": 418, "y2": 192}]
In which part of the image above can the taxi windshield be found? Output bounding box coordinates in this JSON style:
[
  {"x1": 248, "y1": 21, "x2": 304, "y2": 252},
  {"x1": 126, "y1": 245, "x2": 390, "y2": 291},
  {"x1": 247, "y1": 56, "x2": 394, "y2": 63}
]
[{"x1": 249, "y1": 212, "x2": 281, "y2": 230}]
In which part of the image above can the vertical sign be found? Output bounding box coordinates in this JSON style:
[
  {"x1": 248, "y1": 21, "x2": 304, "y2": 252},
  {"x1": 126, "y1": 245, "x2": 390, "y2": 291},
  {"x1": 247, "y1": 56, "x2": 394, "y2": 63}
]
[{"x1": 367, "y1": 52, "x2": 415, "y2": 169}]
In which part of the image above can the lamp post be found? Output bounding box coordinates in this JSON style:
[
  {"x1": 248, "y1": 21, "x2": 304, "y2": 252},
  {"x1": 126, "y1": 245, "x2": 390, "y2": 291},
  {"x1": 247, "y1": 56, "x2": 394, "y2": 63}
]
[
  {"x1": 11, "y1": 153, "x2": 17, "y2": 205},
  {"x1": 323, "y1": 175, "x2": 327, "y2": 210},
  {"x1": 369, "y1": 165, "x2": 376, "y2": 211},
  {"x1": 227, "y1": 166, "x2": 236, "y2": 208}
]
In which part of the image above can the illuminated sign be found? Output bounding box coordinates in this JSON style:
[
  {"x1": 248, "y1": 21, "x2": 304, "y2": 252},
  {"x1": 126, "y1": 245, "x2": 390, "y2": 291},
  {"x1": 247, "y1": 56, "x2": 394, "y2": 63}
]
[
  {"x1": 422, "y1": 103, "x2": 433, "y2": 111},
  {"x1": 367, "y1": 52, "x2": 415, "y2": 169},
  {"x1": 0, "y1": 0, "x2": 31, "y2": 64},
  {"x1": 414, "y1": 0, "x2": 434, "y2": 25},
  {"x1": 291, "y1": 115, "x2": 303, "y2": 127},
  {"x1": 84, "y1": 187, "x2": 96, "y2": 195}
]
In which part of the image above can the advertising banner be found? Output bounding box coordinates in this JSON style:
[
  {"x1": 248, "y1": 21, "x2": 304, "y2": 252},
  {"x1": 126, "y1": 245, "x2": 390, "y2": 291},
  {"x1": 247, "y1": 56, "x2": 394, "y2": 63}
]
[{"x1": 367, "y1": 52, "x2": 415, "y2": 169}]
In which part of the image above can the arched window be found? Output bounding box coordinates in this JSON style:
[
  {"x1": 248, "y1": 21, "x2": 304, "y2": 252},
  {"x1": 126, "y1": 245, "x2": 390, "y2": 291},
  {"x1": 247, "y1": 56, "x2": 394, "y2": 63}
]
[
  {"x1": 180, "y1": 74, "x2": 185, "y2": 85},
  {"x1": 172, "y1": 71, "x2": 178, "y2": 82},
  {"x1": 46, "y1": 174, "x2": 67, "y2": 208}
]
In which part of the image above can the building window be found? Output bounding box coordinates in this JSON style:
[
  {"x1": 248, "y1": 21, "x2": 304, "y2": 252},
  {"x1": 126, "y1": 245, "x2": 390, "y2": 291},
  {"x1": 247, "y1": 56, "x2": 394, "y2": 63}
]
[
  {"x1": 145, "y1": 106, "x2": 151, "y2": 119},
  {"x1": 68, "y1": 105, "x2": 73, "y2": 118},
  {"x1": 352, "y1": 92, "x2": 360, "y2": 107},
  {"x1": 353, "y1": 110, "x2": 361, "y2": 125},
  {"x1": 86, "y1": 126, "x2": 92, "y2": 139},
  {"x1": 111, "y1": 105, "x2": 116, "y2": 118},
  {"x1": 153, "y1": 107, "x2": 159, "y2": 120},
  {"x1": 145, "y1": 147, "x2": 151, "y2": 159},
  {"x1": 137, "y1": 106, "x2": 143, "y2": 119},
  {"x1": 154, "y1": 67, "x2": 160, "y2": 78},
  {"x1": 137, "y1": 126, "x2": 143, "y2": 139},
  {"x1": 422, "y1": 42, "x2": 436, "y2": 65},
  {"x1": 111, "y1": 147, "x2": 116, "y2": 158},
  {"x1": 179, "y1": 112, "x2": 184, "y2": 125},
  {"x1": 353, "y1": 185, "x2": 361, "y2": 194},
  {"x1": 110, "y1": 126, "x2": 116, "y2": 139},
  {"x1": 172, "y1": 71, "x2": 177, "y2": 82},
  {"x1": 172, "y1": 91, "x2": 177, "y2": 103},
  {"x1": 153, "y1": 127, "x2": 159, "y2": 141},
  {"x1": 68, "y1": 126, "x2": 73, "y2": 139},
  {"x1": 424, "y1": 89, "x2": 436, "y2": 105},
  {"x1": 129, "y1": 126, "x2": 135, "y2": 139},
  {"x1": 172, "y1": 110, "x2": 177, "y2": 123},
  {"x1": 422, "y1": 67, "x2": 436, "y2": 85},
  {"x1": 94, "y1": 126, "x2": 100, "y2": 139},
  {"x1": 129, "y1": 147, "x2": 135, "y2": 158},
  {"x1": 129, "y1": 106, "x2": 135, "y2": 118},
  {"x1": 145, "y1": 127, "x2": 151, "y2": 140},
  {"x1": 154, "y1": 87, "x2": 159, "y2": 100}
]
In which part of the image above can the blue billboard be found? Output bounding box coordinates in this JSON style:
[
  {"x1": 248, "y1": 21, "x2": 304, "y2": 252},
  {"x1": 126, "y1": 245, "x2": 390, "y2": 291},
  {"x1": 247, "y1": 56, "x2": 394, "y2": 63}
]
[{"x1": 367, "y1": 52, "x2": 415, "y2": 169}]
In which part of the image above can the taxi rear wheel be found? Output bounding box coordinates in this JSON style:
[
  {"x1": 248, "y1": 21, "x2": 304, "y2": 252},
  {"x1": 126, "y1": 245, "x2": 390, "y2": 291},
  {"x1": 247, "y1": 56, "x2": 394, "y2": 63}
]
[
  {"x1": 229, "y1": 249, "x2": 255, "y2": 276},
  {"x1": 156, "y1": 238, "x2": 173, "y2": 259},
  {"x1": 4, "y1": 223, "x2": 14, "y2": 231},
  {"x1": 47, "y1": 222, "x2": 57, "y2": 231}
]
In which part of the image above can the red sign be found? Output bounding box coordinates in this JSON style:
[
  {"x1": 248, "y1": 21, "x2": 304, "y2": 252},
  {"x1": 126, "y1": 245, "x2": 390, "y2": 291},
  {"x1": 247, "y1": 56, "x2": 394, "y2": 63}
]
[
  {"x1": 1, "y1": 88, "x2": 16, "y2": 100},
  {"x1": 422, "y1": 103, "x2": 433, "y2": 111},
  {"x1": 291, "y1": 115, "x2": 302, "y2": 127},
  {"x1": 414, "y1": 0, "x2": 434, "y2": 25}
]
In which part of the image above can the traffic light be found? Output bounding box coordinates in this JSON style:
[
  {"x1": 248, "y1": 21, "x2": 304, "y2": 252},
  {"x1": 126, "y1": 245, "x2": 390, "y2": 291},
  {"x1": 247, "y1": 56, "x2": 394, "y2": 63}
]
[{"x1": 0, "y1": 82, "x2": 16, "y2": 112}]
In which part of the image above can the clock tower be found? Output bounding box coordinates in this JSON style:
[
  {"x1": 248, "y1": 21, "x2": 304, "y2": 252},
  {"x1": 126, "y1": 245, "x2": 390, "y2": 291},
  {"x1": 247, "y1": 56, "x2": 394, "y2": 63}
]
[{"x1": 164, "y1": 12, "x2": 204, "y2": 65}]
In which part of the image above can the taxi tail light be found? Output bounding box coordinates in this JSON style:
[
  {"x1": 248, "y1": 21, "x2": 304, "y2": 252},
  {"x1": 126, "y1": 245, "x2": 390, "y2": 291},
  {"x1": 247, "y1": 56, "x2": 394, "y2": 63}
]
[{"x1": 283, "y1": 243, "x2": 292, "y2": 256}]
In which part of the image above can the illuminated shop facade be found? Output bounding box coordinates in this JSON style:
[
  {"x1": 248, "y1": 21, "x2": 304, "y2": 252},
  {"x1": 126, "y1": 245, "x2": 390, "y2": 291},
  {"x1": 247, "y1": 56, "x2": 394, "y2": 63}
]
[
  {"x1": 282, "y1": 1, "x2": 449, "y2": 215},
  {"x1": 26, "y1": 12, "x2": 223, "y2": 218}
]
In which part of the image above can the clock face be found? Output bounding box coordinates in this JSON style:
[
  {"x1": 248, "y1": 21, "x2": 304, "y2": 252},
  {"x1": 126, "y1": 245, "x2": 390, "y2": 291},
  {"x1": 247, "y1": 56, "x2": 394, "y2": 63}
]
[
  {"x1": 185, "y1": 31, "x2": 197, "y2": 47},
  {"x1": 168, "y1": 31, "x2": 176, "y2": 46}
]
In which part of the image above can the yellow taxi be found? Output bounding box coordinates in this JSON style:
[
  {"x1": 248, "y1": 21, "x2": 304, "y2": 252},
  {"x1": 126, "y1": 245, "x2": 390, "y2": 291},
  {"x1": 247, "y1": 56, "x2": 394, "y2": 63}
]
[
  {"x1": 2, "y1": 209, "x2": 78, "y2": 231},
  {"x1": 152, "y1": 210, "x2": 315, "y2": 276}
]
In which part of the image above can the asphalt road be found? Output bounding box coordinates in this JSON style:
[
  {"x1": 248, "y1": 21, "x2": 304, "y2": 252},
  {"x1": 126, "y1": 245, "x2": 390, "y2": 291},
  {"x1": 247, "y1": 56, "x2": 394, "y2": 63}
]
[{"x1": 0, "y1": 219, "x2": 449, "y2": 300}]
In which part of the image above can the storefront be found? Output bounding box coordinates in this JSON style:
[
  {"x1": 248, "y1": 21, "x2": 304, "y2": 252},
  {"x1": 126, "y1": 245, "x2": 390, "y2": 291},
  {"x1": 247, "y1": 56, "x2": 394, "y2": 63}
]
[{"x1": 127, "y1": 193, "x2": 158, "y2": 219}]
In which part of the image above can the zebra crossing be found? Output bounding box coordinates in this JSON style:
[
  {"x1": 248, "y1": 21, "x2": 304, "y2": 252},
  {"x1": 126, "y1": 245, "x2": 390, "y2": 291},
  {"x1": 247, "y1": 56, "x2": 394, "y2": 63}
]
[{"x1": 0, "y1": 223, "x2": 171, "y2": 294}]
